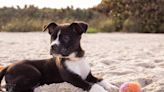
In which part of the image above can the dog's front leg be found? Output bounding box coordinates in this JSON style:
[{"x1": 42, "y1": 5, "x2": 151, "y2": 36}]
[
  {"x1": 98, "y1": 80, "x2": 118, "y2": 92},
  {"x1": 60, "y1": 70, "x2": 107, "y2": 92},
  {"x1": 86, "y1": 72, "x2": 118, "y2": 92}
]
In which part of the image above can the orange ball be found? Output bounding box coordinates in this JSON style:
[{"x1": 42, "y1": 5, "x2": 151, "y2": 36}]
[{"x1": 119, "y1": 82, "x2": 141, "y2": 92}]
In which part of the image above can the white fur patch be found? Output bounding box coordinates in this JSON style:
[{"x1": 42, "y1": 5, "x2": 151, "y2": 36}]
[
  {"x1": 51, "y1": 31, "x2": 61, "y2": 46},
  {"x1": 98, "y1": 80, "x2": 109, "y2": 90},
  {"x1": 65, "y1": 52, "x2": 80, "y2": 61},
  {"x1": 68, "y1": 53, "x2": 76, "y2": 58},
  {"x1": 98, "y1": 80, "x2": 119, "y2": 91},
  {"x1": 1, "y1": 77, "x2": 6, "y2": 91},
  {"x1": 89, "y1": 84, "x2": 108, "y2": 92},
  {"x1": 65, "y1": 57, "x2": 90, "y2": 80}
]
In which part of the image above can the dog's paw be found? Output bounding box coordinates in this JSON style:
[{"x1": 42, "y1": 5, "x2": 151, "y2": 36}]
[
  {"x1": 105, "y1": 83, "x2": 119, "y2": 92},
  {"x1": 98, "y1": 80, "x2": 119, "y2": 92},
  {"x1": 89, "y1": 84, "x2": 108, "y2": 92}
]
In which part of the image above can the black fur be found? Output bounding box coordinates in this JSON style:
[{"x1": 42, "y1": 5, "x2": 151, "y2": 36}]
[
  {"x1": 47, "y1": 22, "x2": 87, "y2": 57},
  {"x1": 0, "y1": 58, "x2": 101, "y2": 92},
  {"x1": 0, "y1": 22, "x2": 102, "y2": 92}
]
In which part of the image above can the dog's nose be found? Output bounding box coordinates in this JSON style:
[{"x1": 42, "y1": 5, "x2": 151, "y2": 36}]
[
  {"x1": 51, "y1": 44, "x2": 58, "y2": 50},
  {"x1": 51, "y1": 44, "x2": 60, "y2": 54}
]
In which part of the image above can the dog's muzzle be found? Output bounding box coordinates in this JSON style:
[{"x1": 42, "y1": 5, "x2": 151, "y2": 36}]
[{"x1": 51, "y1": 45, "x2": 70, "y2": 56}]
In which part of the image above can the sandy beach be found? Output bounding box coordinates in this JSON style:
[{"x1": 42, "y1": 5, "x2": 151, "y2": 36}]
[{"x1": 0, "y1": 32, "x2": 164, "y2": 92}]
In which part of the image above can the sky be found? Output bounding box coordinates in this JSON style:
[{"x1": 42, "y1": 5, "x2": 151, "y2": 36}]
[{"x1": 0, "y1": 0, "x2": 102, "y2": 9}]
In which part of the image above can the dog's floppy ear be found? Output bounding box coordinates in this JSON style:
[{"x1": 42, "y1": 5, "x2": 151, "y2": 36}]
[
  {"x1": 70, "y1": 22, "x2": 88, "y2": 34},
  {"x1": 43, "y1": 22, "x2": 58, "y2": 34}
]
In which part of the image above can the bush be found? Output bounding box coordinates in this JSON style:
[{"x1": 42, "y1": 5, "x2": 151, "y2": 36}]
[
  {"x1": 0, "y1": 1, "x2": 163, "y2": 33},
  {"x1": 123, "y1": 17, "x2": 142, "y2": 32},
  {"x1": 2, "y1": 18, "x2": 50, "y2": 32},
  {"x1": 158, "y1": 23, "x2": 164, "y2": 33},
  {"x1": 99, "y1": 18, "x2": 120, "y2": 32},
  {"x1": 95, "y1": 0, "x2": 164, "y2": 33},
  {"x1": 0, "y1": 6, "x2": 102, "y2": 32},
  {"x1": 87, "y1": 27, "x2": 100, "y2": 33}
]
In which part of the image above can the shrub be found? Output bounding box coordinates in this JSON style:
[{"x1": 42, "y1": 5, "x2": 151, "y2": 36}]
[
  {"x1": 123, "y1": 17, "x2": 142, "y2": 32},
  {"x1": 158, "y1": 23, "x2": 164, "y2": 33},
  {"x1": 99, "y1": 18, "x2": 120, "y2": 32},
  {"x1": 95, "y1": 0, "x2": 164, "y2": 33},
  {"x1": 87, "y1": 27, "x2": 100, "y2": 33},
  {"x1": 2, "y1": 18, "x2": 50, "y2": 32}
]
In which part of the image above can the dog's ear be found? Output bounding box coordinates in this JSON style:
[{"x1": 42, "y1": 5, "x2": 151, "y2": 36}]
[
  {"x1": 70, "y1": 22, "x2": 88, "y2": 35},
  {"x1": 43, "y1": 22, "x2": 58, "y2": 34}
]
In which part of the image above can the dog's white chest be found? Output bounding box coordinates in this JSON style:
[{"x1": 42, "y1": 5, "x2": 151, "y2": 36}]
[{"x1": 65, "y1": 58, "x2": 90, "y2": 79}]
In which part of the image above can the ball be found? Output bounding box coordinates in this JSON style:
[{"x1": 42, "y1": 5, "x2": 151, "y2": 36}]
[{"x1": 119, "y1": 82, "x2": 141, "y2": 92}]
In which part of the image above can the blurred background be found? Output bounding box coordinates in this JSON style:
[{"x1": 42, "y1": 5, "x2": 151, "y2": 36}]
[{"x1": 0, "y1": 0, "x2": 163, "y2": 33}]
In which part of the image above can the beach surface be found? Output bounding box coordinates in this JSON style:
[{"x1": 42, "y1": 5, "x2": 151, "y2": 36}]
[{"x1": 0, "y1": 32, "x2": 164, "y2": 92}]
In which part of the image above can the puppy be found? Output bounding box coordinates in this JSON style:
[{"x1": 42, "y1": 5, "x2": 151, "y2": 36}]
[{"x1": 0, "y1": 22, "x2": 118, "y2": 92}]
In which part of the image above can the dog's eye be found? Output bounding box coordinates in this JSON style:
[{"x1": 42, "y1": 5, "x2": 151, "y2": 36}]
[{"x1": 62, "y1": 35, "x2": 70, "y2": 43}]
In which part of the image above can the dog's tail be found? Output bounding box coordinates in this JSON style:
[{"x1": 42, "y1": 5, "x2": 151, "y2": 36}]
[{"x1": 0, "y1": 66, "x2": 8, "y2": 91}]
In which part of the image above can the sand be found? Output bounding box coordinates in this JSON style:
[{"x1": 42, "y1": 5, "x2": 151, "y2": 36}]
[{"x1": 0, "y1": 32, "x2": 164, "y2": 92}]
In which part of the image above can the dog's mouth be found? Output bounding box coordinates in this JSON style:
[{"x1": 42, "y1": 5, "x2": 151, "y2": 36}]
[
  {"x1": 52, "y1": 54, "x2": 63, "y2": 58},
  {"x1": 52, "y1": 52, "x2": 80, "y2": 61},
  {"x1": 52, "y1": 54, "x2": 72, "y2": 58},
  {"x1": 50, "y1": 47, "x2": 71, "y2": 57}
]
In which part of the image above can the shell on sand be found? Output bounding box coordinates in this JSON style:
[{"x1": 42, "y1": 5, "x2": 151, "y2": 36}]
[{"x1": 0, "y1": 32, "x2": 164, "y2": 92}]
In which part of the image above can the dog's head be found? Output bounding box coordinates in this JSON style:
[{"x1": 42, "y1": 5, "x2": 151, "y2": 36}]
[{"x1": 43, "y1": 21, "x2": 88, "y2": 58}]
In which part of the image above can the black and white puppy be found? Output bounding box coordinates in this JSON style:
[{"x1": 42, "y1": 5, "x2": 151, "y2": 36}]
[{"x1": 0, "y1": 22, "x2": 118, "y2": 92}]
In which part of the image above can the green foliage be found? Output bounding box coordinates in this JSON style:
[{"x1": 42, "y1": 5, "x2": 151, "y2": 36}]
[
  {"x1": 0, "y1": 6, "x2": 102, "y2": 32},
  {"x1": 0, "y1": 1, "x2": 163, "y2": 33},
  {"x1": 2, "y1": 18, "x2": 49, "y2": 32},
  {"x1": 123, "y1": 17, "x2": 142, "y2": 32},
  {"x1": 87, "y1": 27, "x2": 100, "y2": 33},
  {"x1": 99, "y1": 18, "x2": 118, "y2": 32},
  {"x1": 158, "y1": 23, "x2": 164, "y2": 33},
  {"x1": 95, "y1": 0, "x2": 164, "y2": 33}
]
